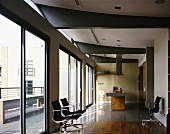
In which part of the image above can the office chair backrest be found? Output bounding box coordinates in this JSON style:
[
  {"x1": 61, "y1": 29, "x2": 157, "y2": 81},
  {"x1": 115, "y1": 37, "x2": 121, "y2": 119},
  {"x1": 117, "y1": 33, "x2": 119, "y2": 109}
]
[
  {"x1": 153, "y1": 96, "x2": 162, "y2": 113},
  {"x1": 51, "y1": 100, "x2": 62, "y2": 110},
  {"x1": 51, "y1": 100, "x2": 63, "y2": 121},
  {"x1": 60, "y1": 98, "x2": 69, "y2": 106},
  {"x1": 60, "y1": 98, "x2": 70, "y2": 114}
]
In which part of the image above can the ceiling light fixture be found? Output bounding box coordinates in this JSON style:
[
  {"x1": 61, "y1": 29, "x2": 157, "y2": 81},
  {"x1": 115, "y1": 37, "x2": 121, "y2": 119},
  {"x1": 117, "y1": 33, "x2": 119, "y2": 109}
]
[
  {"x1": 155, "y1": 0, "x2": 165, "y2": 4},
  {"x1": 90, "y1": 29, "x2": 100, "y2": 43},
  {"x1": 115, "y1": 6, "x2": 121, "y2": 10}
]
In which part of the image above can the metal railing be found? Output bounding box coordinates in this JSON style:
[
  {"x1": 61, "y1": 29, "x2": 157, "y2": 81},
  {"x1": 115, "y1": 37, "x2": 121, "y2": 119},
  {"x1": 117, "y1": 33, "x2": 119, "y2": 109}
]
[{"x1": 0, "y1": 87, "x2": 44, "y2": 99}]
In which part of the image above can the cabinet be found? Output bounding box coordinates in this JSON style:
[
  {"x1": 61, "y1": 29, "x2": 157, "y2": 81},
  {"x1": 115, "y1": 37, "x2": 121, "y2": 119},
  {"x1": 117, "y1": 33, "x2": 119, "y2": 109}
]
[{"x1": 168, "y1": 40, "x2": 170, "y2": 112}]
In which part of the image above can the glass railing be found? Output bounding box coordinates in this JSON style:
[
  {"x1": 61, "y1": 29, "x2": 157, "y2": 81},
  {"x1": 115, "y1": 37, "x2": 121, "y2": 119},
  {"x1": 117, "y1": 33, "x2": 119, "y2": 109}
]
[{"x1": 0, "y1": 87, "x2": 44, "y2": 99}]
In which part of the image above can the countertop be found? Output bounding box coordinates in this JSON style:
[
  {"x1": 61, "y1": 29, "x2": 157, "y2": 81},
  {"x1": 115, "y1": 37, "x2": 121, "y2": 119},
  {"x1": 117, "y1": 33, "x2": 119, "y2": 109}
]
[{"x1": 106, "y1": 92, "x2": 128, "y2": 96}]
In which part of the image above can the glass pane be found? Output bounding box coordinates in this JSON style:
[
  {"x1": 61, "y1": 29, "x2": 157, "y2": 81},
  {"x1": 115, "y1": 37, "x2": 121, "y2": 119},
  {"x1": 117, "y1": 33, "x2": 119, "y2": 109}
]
[
  {"x1": 77, "y1": 61, "x2": 81, "y2": 108},
  {"x1": 70, "y1": 56, "x2": 77, "y2": 104},
  {"x1": 59, "y1": 50, "x2": 68, "y2": 99},
  {"x1": 0, "y1": 14, "x2": 21, "y2": 133},
  {"x1": 25, "y1": 31, "x2": 45, "y2": 134},
  {"x1": 89, "y1": 68, "x2": 92, "y2": 104},
  {"x1": 86, "y1": 65, "x2": 89, "y2": 106}
]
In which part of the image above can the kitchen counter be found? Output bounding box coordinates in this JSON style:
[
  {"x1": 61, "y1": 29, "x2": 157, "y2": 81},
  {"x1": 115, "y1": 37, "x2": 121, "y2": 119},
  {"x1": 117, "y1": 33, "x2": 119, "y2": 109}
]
[{"x1": 106, "y1": 92, "x2": 128, "y2": 110}]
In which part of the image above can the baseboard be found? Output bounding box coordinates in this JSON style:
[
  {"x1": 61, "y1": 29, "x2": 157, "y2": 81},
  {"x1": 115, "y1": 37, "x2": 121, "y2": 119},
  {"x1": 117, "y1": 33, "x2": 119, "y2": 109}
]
[
  {"x1": 95, "y1": 101, "x2": 139, "y2": 104},
  {"x1": 50, "y1": 124, "x2": 60, "y2": 134}
]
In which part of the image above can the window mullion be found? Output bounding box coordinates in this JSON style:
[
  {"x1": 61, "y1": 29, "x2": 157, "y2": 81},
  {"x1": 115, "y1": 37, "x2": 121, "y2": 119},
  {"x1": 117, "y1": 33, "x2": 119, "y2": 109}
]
[{"x1": 21, "y1": 27, "x2": 26, "y2": 134}]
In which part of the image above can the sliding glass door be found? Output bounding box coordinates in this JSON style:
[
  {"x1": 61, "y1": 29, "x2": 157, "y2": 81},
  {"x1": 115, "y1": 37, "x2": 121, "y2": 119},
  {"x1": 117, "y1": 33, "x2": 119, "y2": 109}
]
[
  {"x1": 86, "y1": 65, "x2": 89, "y2": 106},
  {"x1": 0, "y1": 14, "x2": 21, "y2": 133},
  {"x1": 77, "y1": 61, "x2": 81, "y2": 108},
  {"x1": 59, "y1": 50, "x2": 69, "y2": 99},
  {"x1": 0, "y1": 14, "x2": 47, "y2": 134},
  {"x1": 86, "y1": 65, "x2": 93, "y2": 107},
  {"x1": 25, "y1": 31, "x2": 45, "y2": 133},
  {"x1": 59, "y1": 49, "x2": 82, "y2": 109},
  {"x1": 89, "y1": 67, "x2": 93, "y2": 104},
  {"x1": 70, "y1": 56, "x2": 77, "y2": 104}
]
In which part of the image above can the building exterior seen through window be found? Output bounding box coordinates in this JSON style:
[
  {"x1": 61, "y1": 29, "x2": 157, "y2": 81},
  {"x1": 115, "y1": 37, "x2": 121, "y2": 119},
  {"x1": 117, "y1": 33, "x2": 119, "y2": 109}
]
[
  {"x1": 0, "y1": 14, "x2": 46, "y2": 134},
  {"x1": 25, "y1": 60, "x2": 35, "y2": 76}
]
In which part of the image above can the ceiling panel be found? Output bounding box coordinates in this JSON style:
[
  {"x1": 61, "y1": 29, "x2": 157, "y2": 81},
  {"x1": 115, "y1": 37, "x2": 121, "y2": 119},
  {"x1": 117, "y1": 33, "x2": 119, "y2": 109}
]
[
  {"x1": 33, "y1": 0, "x2": 169, "y2": 61},
  {"x1": 33, "y1": 0, "x2": 170, "y2": 17},
  {"x1": 62, "y1": 29, "x2": 96, "y2": 44},
  {"x1": 62, "y1": 28, "x2": 165, "y2": 48},
  {"x1": 92, "y1": 54, "x2": 144, "y2": 59}
]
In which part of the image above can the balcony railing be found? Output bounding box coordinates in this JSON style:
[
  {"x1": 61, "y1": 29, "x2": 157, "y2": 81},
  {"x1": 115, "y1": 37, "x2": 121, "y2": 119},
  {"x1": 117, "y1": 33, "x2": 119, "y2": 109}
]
[{"x1": 0, "y1": 87, "x2": 44, "y2": 99}]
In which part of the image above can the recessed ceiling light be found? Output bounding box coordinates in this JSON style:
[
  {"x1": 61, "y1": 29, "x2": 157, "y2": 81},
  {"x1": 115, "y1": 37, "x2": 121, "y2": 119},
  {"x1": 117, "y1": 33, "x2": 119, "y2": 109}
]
[{"x1": 115, "y1": 6, "x2": 121, "y2": 10}]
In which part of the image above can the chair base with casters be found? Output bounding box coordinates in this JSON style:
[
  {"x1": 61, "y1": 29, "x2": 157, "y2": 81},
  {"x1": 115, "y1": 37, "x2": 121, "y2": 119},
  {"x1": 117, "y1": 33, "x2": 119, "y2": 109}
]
[
  {"x1": 52, "y1": 112, "x2": 73, "y2": 133},
  {"x1": 65, "y1": 117, "x2": 83, "y2": 129},
  {"x1": 142, "y1": 116, "x2": 162, "y2": 127},
  {"x1": 63, "y1": 112, "x2": 83, "y2": 131},
  {"x1": 52, "y1": 119, "x2": 69, "y2": 133}
]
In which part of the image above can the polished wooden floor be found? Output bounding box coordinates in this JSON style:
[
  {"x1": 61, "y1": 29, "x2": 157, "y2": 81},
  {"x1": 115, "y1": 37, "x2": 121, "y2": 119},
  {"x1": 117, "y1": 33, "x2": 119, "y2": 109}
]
[{"x1": 54, "y1": 103, "x2": 167, "y2": 134}]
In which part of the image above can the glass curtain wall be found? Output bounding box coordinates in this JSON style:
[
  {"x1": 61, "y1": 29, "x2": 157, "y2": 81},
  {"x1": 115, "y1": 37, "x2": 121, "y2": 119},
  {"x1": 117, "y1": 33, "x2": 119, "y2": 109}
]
[
  {"x1": 70, "y1": 56, "x2": 77, "y2": 104},
  {"x1": 86, "y1": 65, "x2": 93, "y2": 107},
  {"x1": 59, "y1": 49, "x2": 82, "y2": 109},
  {"x1": 77, "y1": 61, "x2": 81, "y2": 109},
  {"x1": 0, "y1": 14, "x2": 21, "y2": 134},
  {"x1": 25, "y1": 31, "x2": 45, "y2": 134},
  {"x1": 89, "y1": 67, "x2": 93, "y2": 104},
  {"x1": 59, "y1": 50, "x2": 68, "y2": 99},
  {"x1": 0, "y1": 14, "x2": 46, "y2": 134},
  {"x1": 86, "y1": 65, "x2": 89, "y2": 106}
]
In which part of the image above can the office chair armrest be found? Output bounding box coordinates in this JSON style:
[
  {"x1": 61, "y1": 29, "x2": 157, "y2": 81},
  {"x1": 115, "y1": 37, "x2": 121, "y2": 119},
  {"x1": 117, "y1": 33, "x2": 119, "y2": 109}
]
[
  {"x1": 63, "y1": 105, "x2": 75, "y2": 109},
  {"x1": 63, "y1": 102, "x2": 81, "y2": 112},
  {"x1": 53, "y1": 109, "x2": 69, "y2": 117},
  {"x1": 62, "y1": 105, "x2": 76, "y2": 112}
]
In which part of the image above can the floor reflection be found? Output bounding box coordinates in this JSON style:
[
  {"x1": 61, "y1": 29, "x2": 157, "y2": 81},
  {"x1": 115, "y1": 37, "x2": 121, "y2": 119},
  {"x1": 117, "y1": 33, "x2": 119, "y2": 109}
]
[{"x1": 77, "y1": 103, "x2": 151, "y2": 122}]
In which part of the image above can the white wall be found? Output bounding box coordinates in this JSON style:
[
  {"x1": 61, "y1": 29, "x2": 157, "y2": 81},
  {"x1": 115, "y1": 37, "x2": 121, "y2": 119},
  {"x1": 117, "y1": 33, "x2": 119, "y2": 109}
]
[{"x1": 154, "y1": 29, "x2": 169, "y2": 127}]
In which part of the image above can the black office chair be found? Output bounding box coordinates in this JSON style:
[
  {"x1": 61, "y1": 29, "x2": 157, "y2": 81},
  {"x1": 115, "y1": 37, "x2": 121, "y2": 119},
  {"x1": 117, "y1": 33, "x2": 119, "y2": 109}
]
[
  {"x1": 142, "y1": 96, "x2": 162, "y2": 127},
  {"x1": 51, "y1": 100, "x2": 70, "y2": 133},
  {"x1": 51, "y1": 100, "x2": 81, "y2": 133},
  {"x1": 60, "y1": 98, "x2": 85, "y2": 128}
]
